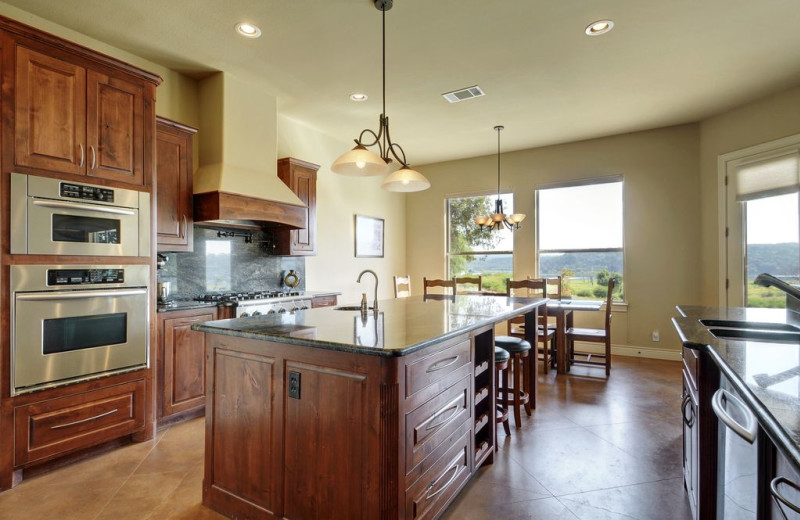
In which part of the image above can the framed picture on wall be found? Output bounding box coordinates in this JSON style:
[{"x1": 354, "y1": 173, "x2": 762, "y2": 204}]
[{"x1": 354, "y1": 214, "x2": 384, "y2": 258}]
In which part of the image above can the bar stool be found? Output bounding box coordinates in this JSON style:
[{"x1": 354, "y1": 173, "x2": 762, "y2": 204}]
[
  {"x1": 495, "y1": 335, "x2": 532, "y2": 428},
  {"x1": 495, "y1": 347, "x2": 511, "y2": 447}
]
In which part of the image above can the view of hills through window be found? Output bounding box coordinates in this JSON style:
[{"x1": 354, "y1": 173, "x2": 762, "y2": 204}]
[{"x1": 745, "y1": 192, "x2": 799, "y2": 307}]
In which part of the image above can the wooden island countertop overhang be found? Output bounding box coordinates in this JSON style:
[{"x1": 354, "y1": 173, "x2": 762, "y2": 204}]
[{"x1": 192, "y1": 294, "x2": 546, "y2": 520}]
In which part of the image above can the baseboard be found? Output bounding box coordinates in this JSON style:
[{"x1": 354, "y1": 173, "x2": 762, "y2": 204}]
[{"x1": 572, "y1": 341, "x2": 681, "y2": 361}]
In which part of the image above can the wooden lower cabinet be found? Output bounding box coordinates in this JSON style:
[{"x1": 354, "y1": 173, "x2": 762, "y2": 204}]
[
  {"x1": 158, "y1": 307, "x2": 217, "y2": 424},
  {"x1": 13, "y1": 379, "x2": 146, "y2": 466},
  {"x1": 203, "y1": 329, "x2": 490, "y2": 520}
]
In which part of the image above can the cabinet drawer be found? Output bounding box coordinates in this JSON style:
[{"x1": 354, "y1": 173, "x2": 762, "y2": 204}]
[
  {"x1": 14, "y1": 380, "x2": 145, "y2": 466},
  {"x1": 406, "y1": 374, "x2": 471, "y2": 473},
  {"x1": 406, "y1": 339, "x2": 471, "y2": 398},
  {"x1": 405, "y1": 428, "x2": 471, "y2": 520}
]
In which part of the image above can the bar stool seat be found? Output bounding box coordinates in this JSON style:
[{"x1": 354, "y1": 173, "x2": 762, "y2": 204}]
[
  {"x1": 495, "y1": 336, "x2": 532, "y2": 427},
  {"x1": 495, "y1": 347, "x2": 511, "y2": 445}
]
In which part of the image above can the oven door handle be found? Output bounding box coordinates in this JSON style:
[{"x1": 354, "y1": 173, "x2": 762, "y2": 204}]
[
  {"x1": 33, "y1": 199, "x2": 136, "y2": 216},
  {"x1": 712, "y1": 388, "x2": 758, "y2": 444},
  {"x1": 17, "y1": 288, "x2": 147, "y2": 301}
]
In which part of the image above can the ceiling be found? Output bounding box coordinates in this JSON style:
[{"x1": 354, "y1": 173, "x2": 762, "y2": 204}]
[{"x1": 7, "y1": 0, "x2": 800, "y2": 166}]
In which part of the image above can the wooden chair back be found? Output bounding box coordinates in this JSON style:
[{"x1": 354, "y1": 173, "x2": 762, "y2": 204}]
[
  {"x1": 423, "y1": 277, "x2": 456, "y2": 298},
  {"x1": 544, "y1": 276, "x2": 562, "y2": 300},
  {"x1": 393, "y1": 275, "x2": 411, "y2": 298},
  {"x1": 506, "y1": 278, "x2": 546, "y2": 298},
  {"x1": 454, "y1": 275, "x2": 482, "y2": 293},
  {"x1": 604, "y1": 278, "x2": 616, "y2": 332}
]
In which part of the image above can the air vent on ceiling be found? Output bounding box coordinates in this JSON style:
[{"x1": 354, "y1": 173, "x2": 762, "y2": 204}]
[{"x1": 442, "y1": 85, "x2": 485, "y2": 103}]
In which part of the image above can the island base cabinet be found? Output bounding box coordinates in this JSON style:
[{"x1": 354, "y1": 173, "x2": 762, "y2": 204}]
[{"x1": 202, "y1": 329, "x2": 487, "y2": 520}]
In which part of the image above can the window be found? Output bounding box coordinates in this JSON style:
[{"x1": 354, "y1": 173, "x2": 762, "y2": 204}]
[
  {"x1": 536, "y1": 178, "x2": 624, "y2": 301},
  {"x1": 446, "y1": 193, "x2": 513, "y2": 293}
]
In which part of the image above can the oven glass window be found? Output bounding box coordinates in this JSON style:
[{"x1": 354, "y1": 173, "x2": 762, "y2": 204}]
[
  {"x1": 52, "y1": 214, "x2": 121, "y2": 244},
  {"x1": 42, "y1": 313, "x2": 127, "y2": 354}
]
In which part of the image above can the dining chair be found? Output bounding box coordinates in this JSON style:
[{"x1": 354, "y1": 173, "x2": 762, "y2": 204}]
[
  {"x1": 506, "y1": 278, "x2": 556, "y2": 373},
  {"x1": 393, "y1": 275, "x2": 411, "y2": 298},
  {"x1": 423, "y1": 277, "x2": 456, "y2": 299},
  {"x1": 565, "y1": 278, "x2": 615, "y2": 375},
  {"x1": 454, "y1": 275, "x2": 482, "y2": 293},
  {"x1": 541, "y1": 276, "x2": 562, "y2": 331}
]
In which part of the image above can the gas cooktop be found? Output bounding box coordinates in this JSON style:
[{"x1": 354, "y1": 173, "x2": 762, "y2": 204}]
[{"x1": 195, "y1": 290, "x2": 304, "y2": 304}]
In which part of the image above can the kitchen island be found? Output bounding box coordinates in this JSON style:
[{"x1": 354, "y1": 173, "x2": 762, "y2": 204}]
[{"x1": 193, "y1": 294, "x2": 545, "y2": 520}]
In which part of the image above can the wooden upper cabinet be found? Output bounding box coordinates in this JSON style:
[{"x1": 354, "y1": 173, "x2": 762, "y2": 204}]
[
  {"x1": 86, "y1": 70, "x2": 145, "y2": 184},
  {"x1": 275, "y1": 158, "x2": 319, "y2": 256},
  {"x1": 156, "y1": 117, "x2": 196, "y2": 252},
  {"x1": 15, "y1": 46, "x2": 87, "y2": 175},
  {"x1": 14, "y1": 43, "x2": 150, "y2": 186}
]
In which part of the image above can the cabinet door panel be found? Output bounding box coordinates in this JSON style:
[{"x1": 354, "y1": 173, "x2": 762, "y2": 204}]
[
  {"x1": 15, "y1": 46, "x2": 86, "y2": 174},
  {"x1": 155, "y1": 121, "x2": 193, "y2": 250},
  {"x1": 86, "y1": 70, "x2": 144, "y2": 184},
  {"x1": 284, "y1": 361, "x2": 368, "y2": 520},
  {"x1": 162, "y1": 312, "x2": 214, "y2": 417},
  {"x1": 292, "y1": 169, "x2": 314, "y2": 251}
]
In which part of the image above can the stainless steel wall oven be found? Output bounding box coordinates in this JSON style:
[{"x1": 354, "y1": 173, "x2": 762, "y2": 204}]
[
  {"x1": 10, "y1": 172, "x2": 150, "y2": 257},
  {"x1": 11, "y1": 264, "x2": 149, "y2": 395}
]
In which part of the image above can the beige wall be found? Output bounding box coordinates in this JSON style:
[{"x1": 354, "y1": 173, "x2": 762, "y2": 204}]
[
  {"x1": 698, "y1": 85, "x2": 800, "y2": 305},
  {"x1": 407, "y1": 125, "x2": 702, "y2": 353},
  {"x1": 278, "y1": 116, "x2": 407, "y2": 305}
]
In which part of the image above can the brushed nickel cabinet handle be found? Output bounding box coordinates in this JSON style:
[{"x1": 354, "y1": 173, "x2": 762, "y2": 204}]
[
  {"x1": 90, "y1": 145, "x2": 97, "y2": 169},
  {"x1": 180, "y1": 215, "x2": 187, "y2": 238},
  {"x1": 50, "y1": 408, "x2": 118, "y2": 429},
  {"x1": 426, "y1": 456, "x2": 461, "y2": 500},
  {"x1": 771, "y1": 477, "x2": 800, "y2": 518},
  {"x1": 425, "y1": 395, "x2": 463, "y2": 431},
  {"x1": 78, "y1": 143, "x2": 85, "y2": 167},
  {"x1": 426, "y1": 355, "x2": 460, "y2": 373},
  {"x1": 712, "y1": 388, "x2": 758, "y2": 443}
]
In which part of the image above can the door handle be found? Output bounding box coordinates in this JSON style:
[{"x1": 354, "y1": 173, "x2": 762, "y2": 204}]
[
  {"x1": 771, "y1": 477, "x2": 800, "y2": 518},
  {"x1": 90, "y1": 145, "x2": 97, "y2": 170},
  {"x1": 712, "y1": 388, "x2": 758, "y2": 443},
  {"x1": 78, "y1": 143, "x2": 85, "y2": 167}
]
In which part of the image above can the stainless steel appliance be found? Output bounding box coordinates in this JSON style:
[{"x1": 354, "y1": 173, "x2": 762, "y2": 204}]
[
  {"x1": 11, "y1": 264, "x2": 150, "y2": 395},
  {"x1": 713, "y1": 376, "x2": 760, "y2": 519},
  {"x1": 10, "y1": 172, "x2": 150, "y2": 257},
  {"x1": 195, "y1": 290, "x2": 311, "y2": 317}
]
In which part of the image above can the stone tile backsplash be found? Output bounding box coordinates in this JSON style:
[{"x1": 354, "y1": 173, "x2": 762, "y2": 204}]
[{"x1": 158, "y1": 226, "x2": 304, "y2": 298}]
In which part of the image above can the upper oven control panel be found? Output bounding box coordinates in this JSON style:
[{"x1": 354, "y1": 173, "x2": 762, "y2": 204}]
[
  {"x1": 60, "y1": 182, "x2": 115, "y2": 203},
  {"x1": 47, "y1": 268, "x2": 125, "y2": 286}
]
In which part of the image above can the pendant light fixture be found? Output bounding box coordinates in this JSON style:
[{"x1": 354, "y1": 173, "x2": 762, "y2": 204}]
[
  {"x1": 474, "y1": 126, "x2": 526, "y2": 231},
  {"x1": 331, "y1": 0, "x2": 430, "y2": 193}
]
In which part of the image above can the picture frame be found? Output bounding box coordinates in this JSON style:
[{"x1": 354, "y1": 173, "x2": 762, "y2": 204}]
[{"x1": 354, "y1": 214, "x2": 384, "y2": 258}]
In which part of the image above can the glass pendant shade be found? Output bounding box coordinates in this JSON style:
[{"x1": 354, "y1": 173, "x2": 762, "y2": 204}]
[
  {"x1": 381, "y1": 166, "x2": 431, "y2": 192},
  {"x1": 508, "y1": 213, "x2": 526, "y2": 225},
  {"x1": 331, "y1": 144, "x2": 388, "y2": 176}
]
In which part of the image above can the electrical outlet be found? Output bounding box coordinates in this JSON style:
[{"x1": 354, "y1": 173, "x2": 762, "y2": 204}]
[
  {"x1": 652, "y1": 330, "x2": 660, "y2": 342},
  {"x1": 288, "y1": 371, "x2": 301, "y2": 399}
]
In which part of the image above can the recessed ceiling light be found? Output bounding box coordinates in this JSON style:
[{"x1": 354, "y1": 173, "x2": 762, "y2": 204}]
[
  {"x1": 235, "y1": 22, "x2": 261, "y2": 38},
  {"x1": 350, "y1": 93, "x2": 368, "y2": 102},
  {"x1": 585, "y1": 19, "x2": 614, "y2": 36}
]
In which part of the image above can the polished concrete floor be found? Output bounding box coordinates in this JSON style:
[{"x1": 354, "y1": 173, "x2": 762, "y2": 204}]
[{"x1": 0, "y1": 356, "x2": 691, "y2": 520}]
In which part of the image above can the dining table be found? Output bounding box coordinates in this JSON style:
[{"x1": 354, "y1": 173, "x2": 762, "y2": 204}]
[{"x1": 546, "y1": 299, "x2": 605, "y2": 374}]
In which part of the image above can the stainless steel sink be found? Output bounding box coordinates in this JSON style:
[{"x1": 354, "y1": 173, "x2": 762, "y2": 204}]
[
  {"x1": 699, "y1": 319, "x2": 800, "y2": 332},
  {"x1": 709, "y1": 328, "x2": 800, "y2": 342}
]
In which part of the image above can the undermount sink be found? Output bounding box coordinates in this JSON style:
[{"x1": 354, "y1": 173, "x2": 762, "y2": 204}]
[
  {"x1": 334, "y1": 305, "x2": 374, "y2": 311},
  {"x1": 699, "y1": 319, "x2": 800, "y2": 332},
  {"x1": 708, "y1": 328, "x2": 800, "y2": 343}
]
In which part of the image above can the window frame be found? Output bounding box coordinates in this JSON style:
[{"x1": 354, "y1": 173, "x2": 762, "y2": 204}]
[
  {"x1": 534, "y1": 175, "x2": 625, "y2": 302},
  {"x1": 445, "y1": 190, "x2": 514, "y2": 279}
]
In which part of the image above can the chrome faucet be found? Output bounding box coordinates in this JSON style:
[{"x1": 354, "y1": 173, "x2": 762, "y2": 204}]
[
  {"x1": 357, "y1": 269, "x2": 379, "y2": 312},
  {"x1": 754, "y1": 273, "x2": 800, "y2": 301}
]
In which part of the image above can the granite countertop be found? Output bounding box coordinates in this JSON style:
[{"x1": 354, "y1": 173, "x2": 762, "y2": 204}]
[
  {"x1": 674, "y1": 305, "x2": 800, "y2": 469},
  {"x1": 192, "y1": 294, "x2": 546, "y2": 357}
]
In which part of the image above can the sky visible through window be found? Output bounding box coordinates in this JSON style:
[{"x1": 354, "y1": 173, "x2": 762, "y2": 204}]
[
  {"x1": 746, "y1": 193, "x2": 798, "y2": 244},
  {"x1": 538, "y1": 182, "x2": 623, "y2": 250}
]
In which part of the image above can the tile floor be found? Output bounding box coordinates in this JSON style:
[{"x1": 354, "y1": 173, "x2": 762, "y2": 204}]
[{"x1": 0, "y1": 356, "x2": 691, "y2": 520}]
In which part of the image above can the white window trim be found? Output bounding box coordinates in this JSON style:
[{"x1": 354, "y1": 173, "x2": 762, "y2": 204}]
[{"x1": 717, "y1": 133, "x2": 800, "y2": 307}]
